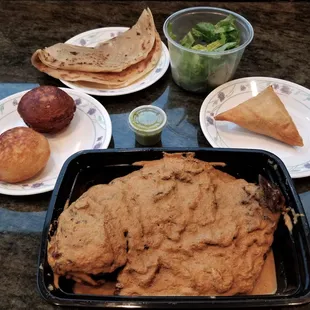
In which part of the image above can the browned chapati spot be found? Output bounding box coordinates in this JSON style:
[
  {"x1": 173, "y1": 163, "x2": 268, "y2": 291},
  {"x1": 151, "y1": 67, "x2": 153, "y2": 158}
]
[
  {"x1": 33, "y1": 8, "x2": 156, "y2": 73},
  {"x1": 31, "y1": 31, "x2": 162, "y2": 88},
  {"x1": 31, "y1": 8, "x2": 160, "y2": 89}
]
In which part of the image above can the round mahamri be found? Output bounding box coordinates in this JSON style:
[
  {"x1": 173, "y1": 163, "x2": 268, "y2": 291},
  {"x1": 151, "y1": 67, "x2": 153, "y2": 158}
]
[
  {"x1": 0, "y1": 127, "x2": 50, "y2": 183},
  {"x1": 18, "y1": 86, "x2": 76, "y2": 134}
]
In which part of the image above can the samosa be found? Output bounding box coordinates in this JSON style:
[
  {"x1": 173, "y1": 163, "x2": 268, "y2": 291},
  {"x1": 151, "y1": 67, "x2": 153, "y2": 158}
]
[{"x1": 215, "y1": 86, "x2": 303, "y2": 147}]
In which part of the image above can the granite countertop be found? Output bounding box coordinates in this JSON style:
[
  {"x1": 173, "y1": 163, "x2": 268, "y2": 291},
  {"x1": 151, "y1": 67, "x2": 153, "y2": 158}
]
[{"x1": 0, "y1": 1, "x2": 310, "y2": 309}]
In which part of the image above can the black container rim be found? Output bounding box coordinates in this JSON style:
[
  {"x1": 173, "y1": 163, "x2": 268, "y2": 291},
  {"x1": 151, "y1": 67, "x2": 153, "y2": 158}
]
[{"x1": 37, "y1": 147, "x2": 310, "y2": 308}]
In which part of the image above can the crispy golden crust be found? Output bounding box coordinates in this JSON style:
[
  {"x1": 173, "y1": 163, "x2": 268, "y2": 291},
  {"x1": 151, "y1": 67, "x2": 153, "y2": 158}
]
[
  {"x1": 0, "y1": 127, "x2": 50, "y2": 183},
  {"x1": 215, "y1": 86, "x2": 303, "y2": 147}
]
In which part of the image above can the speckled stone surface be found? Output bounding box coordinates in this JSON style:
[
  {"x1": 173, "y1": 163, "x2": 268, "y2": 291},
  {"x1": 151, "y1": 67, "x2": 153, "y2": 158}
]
[{"x1": 0, "y1": 1, "x2": 310, "y2": 309}]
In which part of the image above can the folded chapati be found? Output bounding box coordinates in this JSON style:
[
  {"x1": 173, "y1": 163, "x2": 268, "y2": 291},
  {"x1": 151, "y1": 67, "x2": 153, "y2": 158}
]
[
  {"x1": 31, "y1": 8, "x2": 161, "y2": 89},
  {"x1": 32, "y1": 32, "x2": 161, "y2": 88},
  {"x1": 34, "y1": 8, "x2": 156, "y2": 73}
]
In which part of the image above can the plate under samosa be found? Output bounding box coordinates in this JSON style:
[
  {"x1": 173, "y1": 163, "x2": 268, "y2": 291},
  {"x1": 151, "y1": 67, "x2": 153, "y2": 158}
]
[{"x1": 215, "y1": 86, "x2": 303, "y2": 147}]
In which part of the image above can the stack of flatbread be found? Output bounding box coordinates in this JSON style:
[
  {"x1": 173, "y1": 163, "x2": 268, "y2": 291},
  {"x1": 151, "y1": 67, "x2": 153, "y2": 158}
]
[
  {"x1": 215, "y1": 86, "x2": 304, "y2": 147},
  {"x1": 31, "y1": 8, "x2": 161, "y2": 89}
]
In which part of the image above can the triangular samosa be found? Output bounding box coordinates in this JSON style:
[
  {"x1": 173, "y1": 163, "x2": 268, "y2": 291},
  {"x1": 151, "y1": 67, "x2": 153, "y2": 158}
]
[{"x1": 215, "y1": 86, "x2": 303, "y2": 147}]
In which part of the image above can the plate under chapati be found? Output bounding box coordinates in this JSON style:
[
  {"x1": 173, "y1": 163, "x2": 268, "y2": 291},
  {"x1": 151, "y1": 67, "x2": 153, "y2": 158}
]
[{"x1": 60, "y1": 27, "x2": 170, "y2": 96}]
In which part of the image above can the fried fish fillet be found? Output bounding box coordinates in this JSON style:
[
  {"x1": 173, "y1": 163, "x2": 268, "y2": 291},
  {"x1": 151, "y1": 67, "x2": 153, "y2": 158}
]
[{"x1": 48, "y1": 153, "x2": 284, "y2": 296}]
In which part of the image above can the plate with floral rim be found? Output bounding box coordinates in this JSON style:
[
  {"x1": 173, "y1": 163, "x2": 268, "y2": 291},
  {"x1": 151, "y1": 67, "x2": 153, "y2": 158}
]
[
  {"x1": 200, "y1": 77, "x2": 310, "y2": 178},
  {"x1": 0, "y1": 87, "x2": 112, "y2": 195},
  {"x1": 60, "y1": 27, "x2": 170, "y2": 96}
]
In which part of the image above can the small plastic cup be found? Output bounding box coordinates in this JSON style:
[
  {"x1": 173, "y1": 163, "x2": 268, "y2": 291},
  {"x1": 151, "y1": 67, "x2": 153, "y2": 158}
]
[
  {"x1": 163, "y1": 7, "x2": 254, "y2": 92},
  {"x1": 128, "y1": 105, "x2": 167, "y2": 146}
]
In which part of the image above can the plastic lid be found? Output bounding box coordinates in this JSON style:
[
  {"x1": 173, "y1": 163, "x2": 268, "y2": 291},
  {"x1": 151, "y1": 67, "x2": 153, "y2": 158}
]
[{"x1": 128, "y1": 105, "x2": 167, "y2": 134}]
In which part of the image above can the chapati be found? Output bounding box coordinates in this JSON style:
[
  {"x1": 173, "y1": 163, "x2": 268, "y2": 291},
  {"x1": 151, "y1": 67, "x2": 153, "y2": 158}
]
[
  {"x1": 34, "y1": 8, "x2": 156, "y2": 73},
  {"x1": 31, "y1": 32, "x2": 162, "y2": 88}
]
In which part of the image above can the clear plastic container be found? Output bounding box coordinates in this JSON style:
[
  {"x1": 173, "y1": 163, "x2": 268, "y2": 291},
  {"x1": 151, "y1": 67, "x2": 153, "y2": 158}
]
[
  {"x1": 163, "y1": 7, "x2": 254, "y2": 93},
  {"x1": 128, "y1": 105, "x2": 167, "y2": 146}
]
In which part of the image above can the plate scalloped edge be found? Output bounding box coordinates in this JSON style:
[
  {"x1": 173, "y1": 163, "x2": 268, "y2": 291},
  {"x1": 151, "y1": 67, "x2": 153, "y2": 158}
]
[
  {"x1": 0, "y1": 87, "x2": 112, "y2": 195},
  {"x1": 199, "y1": 76, "x2": 310, "y2": 178},
  {"x1": 60, "y1": 27, "x2": 170, "y2": 96}
]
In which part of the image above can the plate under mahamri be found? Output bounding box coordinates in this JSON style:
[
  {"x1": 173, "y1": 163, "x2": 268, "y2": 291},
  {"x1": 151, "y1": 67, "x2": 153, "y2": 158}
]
[
  {"x1": 200, "y1": 77, "x2": 310, "y2": 178},
  {"x1": 0, "y1": 88, "x2": 112, "y2": 195},
  {"x1": 59, "y1": 27, "x2": 170, "y2": 97}
]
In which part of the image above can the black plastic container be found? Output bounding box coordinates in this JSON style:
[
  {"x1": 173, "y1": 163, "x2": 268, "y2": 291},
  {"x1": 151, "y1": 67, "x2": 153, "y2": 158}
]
[{"x1": 38, "y1": 148, "x2": 310, "y2": 308}]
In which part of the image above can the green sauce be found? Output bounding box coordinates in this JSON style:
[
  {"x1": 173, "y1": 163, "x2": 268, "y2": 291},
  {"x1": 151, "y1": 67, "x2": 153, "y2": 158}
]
[
  {"x1": 128, "y1": 105, "x2": 167, "y2": 146},
  {"x1": 134, "y1": 132, "x2": 161, "y2": 146}
]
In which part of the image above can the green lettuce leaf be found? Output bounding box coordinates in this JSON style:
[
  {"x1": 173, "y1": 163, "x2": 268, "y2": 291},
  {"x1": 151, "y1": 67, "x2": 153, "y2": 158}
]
[
  {"x1": 191, "y1": 44, "x2": 209, "y2": 51},
  {"x1": 214, "y1": 42, "x2": 237, "y2": 52},
  {"x1": 180, "y1": 31, "x2": 195, "y2": 48},
  {"x1": 191, "y1": 28, "x2": 204, "y2": 40},
  {"x1": 194, "y1": 22, "x2": 217, "y2": 43},
  {"x1": 167, "y1": 22, "x2": 177, "y2": 41},
  {"x1": 214, "y1": 25, "x2": 235, "y2": 34},
  {"x1": 168, "y1": 14, "x2": 241, "y2": 91},
  {"x1": 215, "y1": 14, "x2": 236, "y2": 28}
]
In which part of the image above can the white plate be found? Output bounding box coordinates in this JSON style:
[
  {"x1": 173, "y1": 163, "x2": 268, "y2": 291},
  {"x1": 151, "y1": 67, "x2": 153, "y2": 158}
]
[
  {"x1": 200, "y1": 77, "x2": 310, "y2": 178},
  {"x1": 0, "y1": 88, "x2": 112, "y2": 195},
  {"x1": 60, "y1": 27, "x2": 170, "y2": 96}
]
